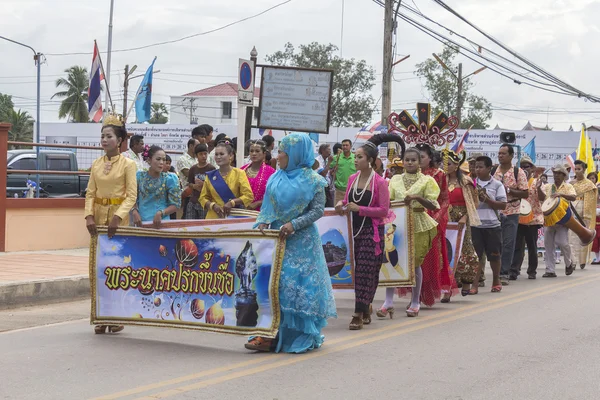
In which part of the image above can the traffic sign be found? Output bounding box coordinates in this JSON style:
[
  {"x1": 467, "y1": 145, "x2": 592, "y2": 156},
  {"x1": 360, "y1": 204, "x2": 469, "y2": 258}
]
[{"x1": 238, "y1": 59, "x2": 255, "y2": 104}]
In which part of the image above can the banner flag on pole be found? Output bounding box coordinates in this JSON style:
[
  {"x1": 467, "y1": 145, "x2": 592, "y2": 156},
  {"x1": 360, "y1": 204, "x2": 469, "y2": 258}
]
[
  {"x1": 88, "y1": 42, "x2": 104, "y2": 122},
  {"x1": 523, "y1": 136, "x2": 536, "y2": 164},
  {"x1": 134, "y1": 57, "x2": 156, "y2": 123}
]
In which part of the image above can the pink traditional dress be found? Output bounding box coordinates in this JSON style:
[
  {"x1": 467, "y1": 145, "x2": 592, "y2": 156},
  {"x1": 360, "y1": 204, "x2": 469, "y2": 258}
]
[{"x1": 241, "y1": 162, "x2": 276, "y2": 211}]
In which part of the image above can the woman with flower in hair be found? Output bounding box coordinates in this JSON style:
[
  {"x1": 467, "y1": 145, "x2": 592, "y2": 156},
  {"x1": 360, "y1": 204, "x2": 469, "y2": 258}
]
[
  {"x1": 132, "y1": 145, "x2": 181, "y2": 229},
  {"x1": 442, "y1": 149, "x2": 481, "y2": 296},
  {"x1": 336, "y1": 134, "x2": 402, "y2": 329},
  {"x1": 84, "y1": 114, "x2": 137, "y2": 334},
  {"x1": 241, "y1": 139, "x2": 276, "y2": 211},
  {"x1": 199, "y1": 139, "x2": 254, "y2": 219}
]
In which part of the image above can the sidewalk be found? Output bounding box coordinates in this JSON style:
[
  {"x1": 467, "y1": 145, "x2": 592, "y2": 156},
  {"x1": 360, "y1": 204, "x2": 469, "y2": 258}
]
[{"x1": 0, "y1": 248, "x2": 90, "y2": 309}]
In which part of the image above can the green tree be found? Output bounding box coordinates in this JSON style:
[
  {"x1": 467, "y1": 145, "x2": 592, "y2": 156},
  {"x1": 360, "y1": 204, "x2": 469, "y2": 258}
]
[
  {"x1": 149, "y1": 103, "x2": 169, "y2": 124},
  {"x1": 415, "y1": 44, "x2": 492, "y2": 129},
  {"x1": 51, "y1": 66, "x2": 90, "y2": 122},
  {"x1": 0, "y1": 93, "x2": 15, "y2": 122},
  {"x1": 266, "y1": 42, "x2": 376, "y2": 127},
  {"x1": 7, "y1": 109, "x2": 33, "y2": 149}
]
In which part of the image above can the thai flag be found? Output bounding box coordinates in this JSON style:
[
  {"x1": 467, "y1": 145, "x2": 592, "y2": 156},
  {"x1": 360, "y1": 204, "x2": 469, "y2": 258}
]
[
  {"x1": 566, "y1": 151, "x2": 577, "y2": 170},
  {"x1": 88, "y1": 42, "x2": 103, "y2": 122},
  {"x1": 451, "y1": 129, "x2": 470, "y2": 153}
]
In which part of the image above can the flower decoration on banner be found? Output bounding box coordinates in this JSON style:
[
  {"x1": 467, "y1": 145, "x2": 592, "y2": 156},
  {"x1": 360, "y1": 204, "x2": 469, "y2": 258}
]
[
  {"x1": 142, "y1": 144, "x2": 151, "y2": 161},
  {"x1": 387, "y1": 102, "x2": 459, "y2": 147}
]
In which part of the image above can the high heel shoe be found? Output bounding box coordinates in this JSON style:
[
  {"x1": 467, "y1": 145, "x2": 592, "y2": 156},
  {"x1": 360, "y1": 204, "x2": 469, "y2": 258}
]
[
  {"x1": 349, "y1": 313, "x2": 363, "y2": 330},
  {"x1": 376, "y1": 306, "x2": 395, "y2": 319},
  {"x1": 406, "y1": 306, "x2": 420, "y2": 317},
  {"x1": 363, "y1": 304, "x2": 373, "y2": 325}
]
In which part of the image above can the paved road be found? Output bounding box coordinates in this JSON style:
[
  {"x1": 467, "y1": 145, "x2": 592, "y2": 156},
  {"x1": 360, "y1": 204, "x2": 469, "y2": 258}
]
[{"x1": 1, "y1": 267, "x2": 600, "y2": 400}]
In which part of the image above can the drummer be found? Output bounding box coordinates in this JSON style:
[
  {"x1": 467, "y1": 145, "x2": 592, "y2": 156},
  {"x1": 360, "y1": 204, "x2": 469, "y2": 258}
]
[
  {"x1": 511, "y1": 155, "x2": 546, "y2": 279},
  {"x1": 542, "y1": 164, "x2": 577, "y2": 278}
]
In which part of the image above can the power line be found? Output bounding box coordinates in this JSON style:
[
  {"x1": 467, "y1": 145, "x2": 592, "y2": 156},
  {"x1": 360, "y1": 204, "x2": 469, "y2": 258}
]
[{"x1": 45, "y1": 0, "x2": 293, "y2": 56}]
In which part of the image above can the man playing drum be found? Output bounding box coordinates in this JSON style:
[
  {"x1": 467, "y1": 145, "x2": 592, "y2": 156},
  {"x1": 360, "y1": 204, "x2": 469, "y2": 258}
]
[
  {"x1": 511, "y1": 155, "x2": 546, "y2": 279},
  {"x1": 543, "y1": 164, "x2": 577, "y2": 278}
]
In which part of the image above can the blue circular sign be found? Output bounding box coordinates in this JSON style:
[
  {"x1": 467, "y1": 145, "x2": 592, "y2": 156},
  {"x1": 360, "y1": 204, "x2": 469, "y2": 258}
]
[{"x1": 240, "y1": 62, "x2": 252, "y2": 90}]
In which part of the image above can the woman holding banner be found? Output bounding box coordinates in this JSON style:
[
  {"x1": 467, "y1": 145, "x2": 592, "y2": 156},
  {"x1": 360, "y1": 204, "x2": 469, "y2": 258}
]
[
  {"x1": 377, "y1": 148, "x2": 440, "y2": 318},
  {"x1": 442, "y1": 149, "x2": 481, "y2": 296},
  {"x1": 241, "y1": 140, "x2": 276, "y2": 211},
  {"x1": 84, "y1": 114, "x2": 137, "y2": 334},
  {"x1": 336, "y1": 134, "x2": 403, "y2": 330},
  {"x1": 246, "y1": 133, "x2": 336, "y2": 353},
  {"x1": 199, "y1": 140, "x2": 254, "y2": 219},
  {"x1": 131, "y1": 145, "x2": 181, "y2": 229}
]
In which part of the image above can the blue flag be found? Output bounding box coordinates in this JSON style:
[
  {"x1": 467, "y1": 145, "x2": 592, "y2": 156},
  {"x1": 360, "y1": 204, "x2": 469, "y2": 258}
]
[
  {"x1": 135, "y1": 57, "x2": 156, "y2": 123},
  {"x1": 523, "y1": 136, "x2": 536, "y2": 164}
]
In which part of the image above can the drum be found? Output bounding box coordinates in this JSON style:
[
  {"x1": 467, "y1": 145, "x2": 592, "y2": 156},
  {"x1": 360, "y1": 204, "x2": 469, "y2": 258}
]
[
  {"x1": 542, "y1": 197, "x2": 596, "y2": 245},
  {"x1": 519, "y1": 200, "x2": 533, "y2": 224}
]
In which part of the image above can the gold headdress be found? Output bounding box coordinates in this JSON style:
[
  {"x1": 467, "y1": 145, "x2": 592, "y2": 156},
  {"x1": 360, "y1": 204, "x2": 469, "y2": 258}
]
[
  {"x1": 102, "y1": 112, "x2": 124, "y2": 127},
  {"x1": 387, "y1": 103, "x2": 458, "y2": 147}
]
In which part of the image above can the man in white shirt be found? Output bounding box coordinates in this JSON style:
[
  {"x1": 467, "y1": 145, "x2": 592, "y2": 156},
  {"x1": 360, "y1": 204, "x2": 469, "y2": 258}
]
[
  {"x1": 122, "y1": 134, "x2": 146, "y2": 171},
  {"x1": 315, "y1": 144, "x2": 334, "y2": 207}
]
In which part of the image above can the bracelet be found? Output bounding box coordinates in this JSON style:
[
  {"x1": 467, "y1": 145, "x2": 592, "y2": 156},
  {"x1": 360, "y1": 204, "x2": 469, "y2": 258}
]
[
  {"x1": 210, "y1": 202, "x2": 216, "y2": 210},
  {"x1": 160, "y1": 209, "x2": 164, "y2": 217},
  {"x1": 230, "y1": 199, "x2": 236, "y2": 207}
]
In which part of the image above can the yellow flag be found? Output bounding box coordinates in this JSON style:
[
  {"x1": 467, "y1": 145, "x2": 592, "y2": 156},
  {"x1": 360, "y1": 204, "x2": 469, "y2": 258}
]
[
  {"x1": 586, "y1": 136, "x2": 595, "y2": 175},
  {"x1": 577, "y1": 125, "x2": 587, "y2": 161}
]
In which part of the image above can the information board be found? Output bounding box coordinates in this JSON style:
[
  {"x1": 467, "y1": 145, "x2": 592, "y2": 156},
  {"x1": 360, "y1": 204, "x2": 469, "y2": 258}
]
[{"x1": 258, "y1": 65, "x2": 333, "y2": 134}]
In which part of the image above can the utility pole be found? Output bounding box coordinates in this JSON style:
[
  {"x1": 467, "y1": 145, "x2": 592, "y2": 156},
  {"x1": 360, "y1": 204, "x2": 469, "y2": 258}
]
[
  {"x1": 123, "y1": 64, "x2": 129, "y2": 118},
  {"x1": 457, "y1": 63, "x2": 463, "y2": 124},
  {"x1": 182, "y1": 98, "x2": 197, "y2": 124},
  {"x1": 381, "y1": 0, "x2": 394, "y2": 127}
]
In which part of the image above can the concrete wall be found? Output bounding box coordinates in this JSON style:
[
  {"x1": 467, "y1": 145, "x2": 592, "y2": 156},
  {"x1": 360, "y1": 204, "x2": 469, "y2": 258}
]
[{"x1": 5, "y1": 199, "x2": 88, "y2": 252}]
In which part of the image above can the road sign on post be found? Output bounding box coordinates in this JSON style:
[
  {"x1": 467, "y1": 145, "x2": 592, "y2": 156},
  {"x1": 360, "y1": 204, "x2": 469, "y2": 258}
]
[{"x1": 238, "y1": 59, "x2": 255, "y2": 105}]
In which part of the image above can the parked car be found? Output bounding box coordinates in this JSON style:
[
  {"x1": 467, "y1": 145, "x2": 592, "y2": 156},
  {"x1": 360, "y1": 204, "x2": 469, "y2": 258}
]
[{"x1": 7, "y1": 150, "x2": 90, "y2": 198}]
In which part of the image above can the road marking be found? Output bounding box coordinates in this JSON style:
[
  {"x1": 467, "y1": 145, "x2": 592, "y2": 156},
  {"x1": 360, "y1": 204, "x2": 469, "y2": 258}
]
[
  {"x1": 0, "y1": 318, "x2": 88, "y2": 335},
  {"x1": 92, "y1": 273, "x2": 600, "y2": 400}
]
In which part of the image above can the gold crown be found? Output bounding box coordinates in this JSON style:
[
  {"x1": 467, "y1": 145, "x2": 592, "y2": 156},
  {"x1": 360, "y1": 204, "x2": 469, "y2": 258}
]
[{"x1": 102, "y1": 112, "x2": 124, "y2": 127}]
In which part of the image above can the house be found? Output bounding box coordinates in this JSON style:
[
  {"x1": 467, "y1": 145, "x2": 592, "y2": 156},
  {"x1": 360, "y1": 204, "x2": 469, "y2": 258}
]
[{"x1": 169, "y1": 82, "x2": 260, "y2": 125}]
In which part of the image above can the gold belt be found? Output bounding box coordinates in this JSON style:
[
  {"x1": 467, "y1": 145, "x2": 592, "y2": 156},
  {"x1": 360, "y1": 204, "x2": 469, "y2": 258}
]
[
  {"x1": 413, "y1": 207, "x2": 425, "y2": 213},
  {"x1": 95, "y1": 197, "x2": 124, "y2": 206}
]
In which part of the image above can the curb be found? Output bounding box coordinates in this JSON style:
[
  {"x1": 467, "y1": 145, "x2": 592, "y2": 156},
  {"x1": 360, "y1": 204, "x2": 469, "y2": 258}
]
[{"x1": 0, "y1": 275, "x2": 89, "y2": 310}]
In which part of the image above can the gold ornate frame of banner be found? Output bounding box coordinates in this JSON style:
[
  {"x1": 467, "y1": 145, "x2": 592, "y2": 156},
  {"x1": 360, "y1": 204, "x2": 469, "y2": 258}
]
[
  {"x1": 445, "y1": 222, "x2": 466, "y2": 275},
  {"x1": 377, "y1": 201, "x2": 416, "y2": 287},
  {"x1": 145, "y1": 217, "x2": 256, "y2": 231},
  {"x1": 89, "y1": 227, "x2": 285, "y2": 337},
  {"x1": 319, "y1": 210, "x2": 356, "y2": 289}
]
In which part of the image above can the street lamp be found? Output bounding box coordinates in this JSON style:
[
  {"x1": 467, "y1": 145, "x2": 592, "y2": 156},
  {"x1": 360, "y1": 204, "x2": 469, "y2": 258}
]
[
  {"x1": 432, "y1": 52, "x2": 487, "y2": 124},
  {"x1": 0, "y1": 35, "x2": 43, "y2": 198}
]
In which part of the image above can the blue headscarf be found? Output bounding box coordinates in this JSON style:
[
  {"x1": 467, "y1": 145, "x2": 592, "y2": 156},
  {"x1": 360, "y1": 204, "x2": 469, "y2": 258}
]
[{"x1": 256, "y1": 133, "x2": 326, "y2": 225}]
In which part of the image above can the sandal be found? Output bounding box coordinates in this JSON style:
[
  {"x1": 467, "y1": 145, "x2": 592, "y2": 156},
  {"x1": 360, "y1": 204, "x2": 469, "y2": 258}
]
[
  {"x1": 362, "y1": 305, "x2": 373, "y2": 325},
  {"x1": 406, "y1": 306, "x2": 420, "y2": 317},
  {"x1": 94, "y1": 325, "x2": 107, "y2": 334},
  {"x1": 376, "y1": 307, "x2": 395, "y2": 319},
  {"x1": 461, "y1": 289, "x2": 470, "y2": 297},
  {"x1": 244, "y1": 337, "x2": 273, "y2": 352},
  {"x1": 491, "y1": 285, "x2": 502, "y2": 293},
  {"x1": 108, "y1": 325, "x2": 124, "y2": 333},
  {"x1": 468, "y1": 288, "x2": 478, "y2": 295},
  {"x1": 349, "y1": 313, "x2": 363, "y2": 330}
]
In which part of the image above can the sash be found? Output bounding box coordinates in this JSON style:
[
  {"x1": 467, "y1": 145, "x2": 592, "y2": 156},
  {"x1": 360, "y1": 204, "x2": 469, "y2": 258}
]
[{"x1": 207, "y1": 170, "x2": 237, "y2": 205}]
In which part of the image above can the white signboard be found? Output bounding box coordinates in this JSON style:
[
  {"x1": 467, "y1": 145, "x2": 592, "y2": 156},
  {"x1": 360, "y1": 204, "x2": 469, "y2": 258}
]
[
  {"x1": 258, "y1": 66, "x2": 333, "y2": 134},
  {"x1": 238, "y1": 59, "x2": 255, "y2": 104}
]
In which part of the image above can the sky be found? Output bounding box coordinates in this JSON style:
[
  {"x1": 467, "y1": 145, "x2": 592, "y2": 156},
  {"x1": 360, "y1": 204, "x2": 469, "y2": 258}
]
[{"x1": 2, "y1": 0, "x2": 600, "y2": 131}]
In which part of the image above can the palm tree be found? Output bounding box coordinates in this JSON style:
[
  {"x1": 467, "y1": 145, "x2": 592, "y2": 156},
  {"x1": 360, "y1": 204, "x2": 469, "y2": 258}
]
[
  {"x1": 52, "y1": 66, "x2": 90, "y2": 122},
  {"x1": 149, "y1": 103, "x2": 169, "y2": 124},
  {"x1": 7, "y1": 109, "x2": 34, "y2": 149}
]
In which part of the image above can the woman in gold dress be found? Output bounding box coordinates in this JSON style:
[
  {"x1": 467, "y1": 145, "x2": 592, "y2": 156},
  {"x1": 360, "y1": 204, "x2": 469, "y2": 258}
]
[
  {"x1": 570, "y1": 160, "x2": 597, "y2": 269},
  {"x1": 84, "y1": 115, "x2": 138, "y2": 334}
]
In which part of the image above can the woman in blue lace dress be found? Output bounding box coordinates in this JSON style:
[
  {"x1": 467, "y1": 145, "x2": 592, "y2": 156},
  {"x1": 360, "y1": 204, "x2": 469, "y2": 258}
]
[
  {"x1": 245, "y1": 133, "x2": 337, "y2": 353},
  {"x1": 132, "y1": 146, "x2": 181, "y2": 229}
]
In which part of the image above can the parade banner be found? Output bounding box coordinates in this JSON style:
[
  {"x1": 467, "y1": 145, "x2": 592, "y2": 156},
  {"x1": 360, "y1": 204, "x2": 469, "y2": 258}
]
[
  {"x1": 315, "y1": 210, "x2": 355, "y2": 289},
  {"x1": 446, "y1": 222, "x2": 466, "y2": 274},
  {"x1": 377, "y1": 202, "x2": 415, "y2": 288},
  {"x1": 90, "y1": 227, "x2": 284, "y2": 337}
]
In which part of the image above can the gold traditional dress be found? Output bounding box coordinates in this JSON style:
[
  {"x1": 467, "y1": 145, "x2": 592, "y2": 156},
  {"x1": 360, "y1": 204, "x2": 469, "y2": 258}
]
[
  {"x1": 570, "y1": 178, "x2": 597, "y2": 265},
  {"x1": 388, "y1": 172, "x2": 440, "y2": 266},
  {"x1": 84, "y1": 155, "x2": 138, "y2": 226},
  {"x1": 199, "y1": 168, "x2": 254, "y2": 219}
]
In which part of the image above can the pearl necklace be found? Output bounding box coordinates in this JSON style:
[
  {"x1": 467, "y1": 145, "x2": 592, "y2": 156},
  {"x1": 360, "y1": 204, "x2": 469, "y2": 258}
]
[{"x1": 351, "y1": 170, "x2": 375, "y2": 238}]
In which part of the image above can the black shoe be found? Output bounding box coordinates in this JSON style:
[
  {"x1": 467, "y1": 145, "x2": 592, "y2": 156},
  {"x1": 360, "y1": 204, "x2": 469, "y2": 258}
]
[
  {"x1": 542, "y1": 272, "x2": 557, "y2": 278},
  {"x1": 580, "y1": 264, "x2": 586, "y2": 270},
  {"x1": 479, "y1": 281, "x2": 485, "y2": 287},
  {"x1": 528, "y1": 274, "x2": 536, "y2": 279},
  {"x1": 566, "y1": 264, "x2": 575, "y2": 276},
  {"x1": 509, "y1": 275, "x2": 518, "y2": 281}
]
